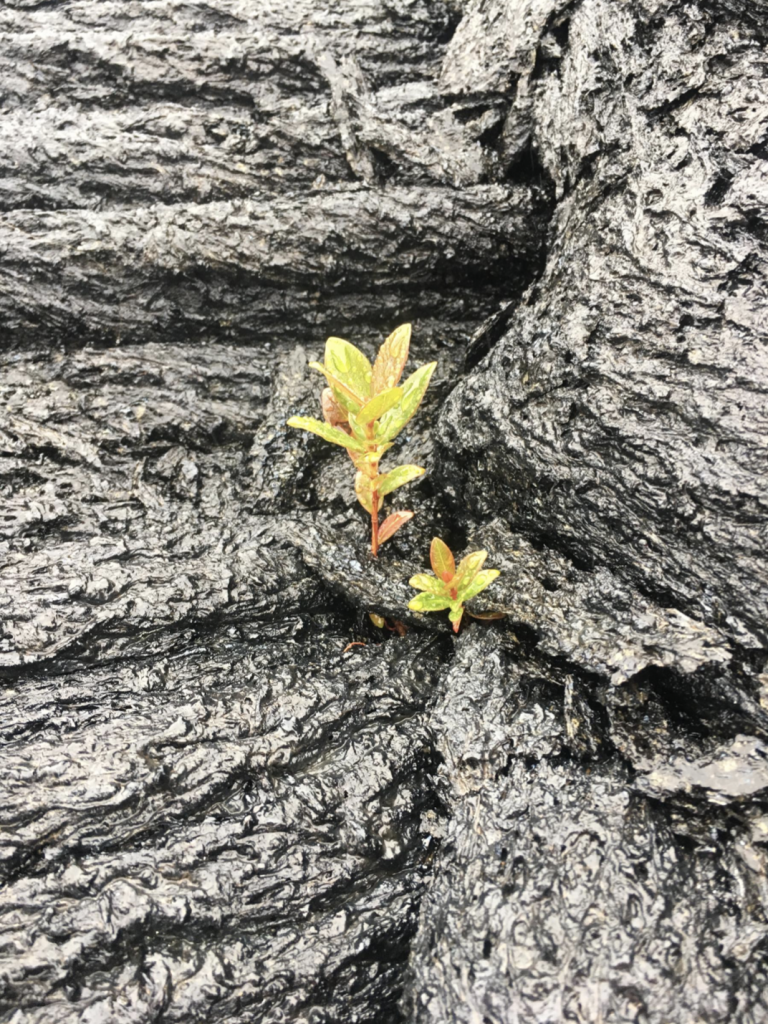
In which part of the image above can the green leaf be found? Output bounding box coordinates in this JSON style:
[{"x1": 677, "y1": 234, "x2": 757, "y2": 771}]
[
  {"x1": 355, "y1": 471, "x2": 383, "y2": 514},
  {"x1": 347, "y1": 412, "x2": 368, "y2": 443},
  {"x1": 378, "y1": 510, "x2": 414, "y2": 544},
  {"x1": 461, "y1": 569, "x2": 500, "y2": 602},
  {"x1": 357, "y1": 386, "x2": 403, "y2": 426},
  {"x1": 430, "y1": 537, "x2": 455, "y2": 583},
  {"x1": 357, "y1": 451, "x2": 381, "y2": 465},
  {"x1": 372, "y1": 323, "x2": 410, "y2": 395},
  {"x1": 375, "y1": 361, "x2": 437, "y2": 443},
  {"x1": 324, "y1": 337, "x2": 373, "y2": 399},
  {"x1": 408, "y1": 592, "x2": 452, "y2": 613},
  {"x1": 308, "y1": 362, "x2": 363, "y2": 413},
  {"x1": 409, "y1": 573, "x2": 445, "y2": 594},
  {"x1": 453, "y1": 549, "x2": 488, "y2": 591},
  {"x1": 377, "y1": 464, "x2": 425, "y2": 497},
  {"x1": 449, "y1": 603, "x2": 464, "y2": 633},
  {"x1": 350, "y1": 446, "x2": 391, "y2": 474},
  {"x1": 287, "y1": 416, "x2": 365, "y2": 452}
]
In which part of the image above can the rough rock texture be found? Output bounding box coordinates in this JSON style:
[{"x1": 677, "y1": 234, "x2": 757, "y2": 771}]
[
  {"x1": 437, "y1": 0, "x2": 768, "y2": 646},
  {"x1": 0, "y1": 0, "x2": 549, "y2": 347},
  {"x1": 1, "y1": 1, "x2": 768, "y2": 1023}
]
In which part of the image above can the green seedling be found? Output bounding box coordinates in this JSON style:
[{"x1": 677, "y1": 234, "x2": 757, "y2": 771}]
[
  {"x1": 287, "y1": 324, "x2": 436, "y2": 557},
  {"x1": 409, "y1": 537, "x2": 501, "y2": 633}
]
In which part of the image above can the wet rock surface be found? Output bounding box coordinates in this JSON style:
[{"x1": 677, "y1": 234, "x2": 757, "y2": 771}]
[
  {"x1": 437, "y1": 0, "x2": 768, "y2": 646},
  {"x1": 1, "y1": 1, "x2": 767, "y2": 1022},
  {"x1": 0, "y1": 0, "x2": 549, "y2": 348}
]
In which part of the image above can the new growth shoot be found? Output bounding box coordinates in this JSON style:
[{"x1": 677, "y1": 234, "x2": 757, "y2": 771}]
[
  {"x1": 287, "y1": 325, "x2": 436, "y2": 556},
  {"x1": 409, "y1": 537, "x2": 500, "y2": 633}
]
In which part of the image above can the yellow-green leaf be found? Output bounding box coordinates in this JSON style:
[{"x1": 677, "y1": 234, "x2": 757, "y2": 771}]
[
  {"x1": 357, "y1": 386, "x2": 403, "y2": 426},
  {"x1": 430, "y1": 537, "x2": 455, "y2": 583},
  {"x1": 287, "y1": 416, "x2": 364, "y2": 452},
  {"x1": 350, "y1": 445, "x2": 391, "y2": 474},
  {"x1": 375, "y1": 361, "x2": 436, "y2": 443},
  {"x1": 357, "y1": 451, "x2": 381, "y2": 467},
  {"x1": 347, "y1": 412, "x2": 368, "y2": 444},
  {"x1": 449, "y1": 604, "x2": 464, "y2": 633},
  {"x1": 308, "y1": 362, "x2": 363, "y2": 413},
  {"x1": 453, "y1": 549, "x2": 488, "y2": 591},
  {"x1": 408, "y1": 592, "x2": 452, "y2": 613},
  {"x1": 409, "y1": 573, "x2": 445, "y2": 594},
  {"x1": 355, "y1": 471, "x2": 383, "y2": 514},
  {"x1": 377, "y1": 464, "x2": 425, "y2": 497},
  {"x1": 324, "y1": 337, "x2": 373, "y2": 399},
  {"x1": 372, "y1": 323, "x2": 411, "y2": 395},
  {"x1": 462, "y1": 569, "x2": 500, "y2": 602}
]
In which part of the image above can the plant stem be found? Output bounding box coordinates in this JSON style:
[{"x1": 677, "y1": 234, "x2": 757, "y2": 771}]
[
  {"x1": 371, "y1": 489, "x2": 379, "y2": 557},
  {"x1": 365, "y1": 424, "x2": 380, "y2": 558}
]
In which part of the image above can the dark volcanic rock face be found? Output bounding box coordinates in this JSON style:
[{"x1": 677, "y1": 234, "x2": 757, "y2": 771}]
[
  {"x1": 437, "y1": 0, "x2": 768, "y2": 646},
  {"x1": 0, "y1": 0, "x2": 549, "y2": 349},
  {"x1": 1, "y1": 1, "x2": 768, "y2": 1023}
]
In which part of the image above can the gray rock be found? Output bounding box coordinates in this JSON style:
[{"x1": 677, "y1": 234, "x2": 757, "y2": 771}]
[
  {"x1": 437, "y1": 0, "x2": 768, "y2": 648},
  {"x1": 1, "y1": 0, "x2": 767, "y2": 1022}
]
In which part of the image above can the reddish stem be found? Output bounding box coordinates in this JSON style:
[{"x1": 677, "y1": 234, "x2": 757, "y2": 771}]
[
  {"x1": 365, "y1": 421, "x2": 380, "y2": 558},
  {"x1": 371, "y1": 483, "x2": 379, "y2": 557}
]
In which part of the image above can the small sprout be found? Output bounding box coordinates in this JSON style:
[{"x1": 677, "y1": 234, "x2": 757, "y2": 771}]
[
  {"x1": 369, "y1": 612, "x2": 408, "y2": 636},
  {"x1": 288, "y1": 325, "x2": 436, "y2": 556},
  {"x1": 409, "y1": 537, "x2": 501, "y2": 633}
]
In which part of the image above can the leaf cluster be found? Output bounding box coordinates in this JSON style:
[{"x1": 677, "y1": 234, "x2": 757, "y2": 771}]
[
  {"x1": 288, "y1": 325, "x2": 436, "y2": 548},
  {"x1": 409, "y1": 538, "x2": 500, "y2": 633}
]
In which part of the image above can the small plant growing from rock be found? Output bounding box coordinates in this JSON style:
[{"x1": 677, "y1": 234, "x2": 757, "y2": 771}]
[
  {"x1": 408, "y1": 538, "x2": 500, "y2": 633},
  {"x1": 288, "y1": 324, "x2": 436, "y2": 556}
]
